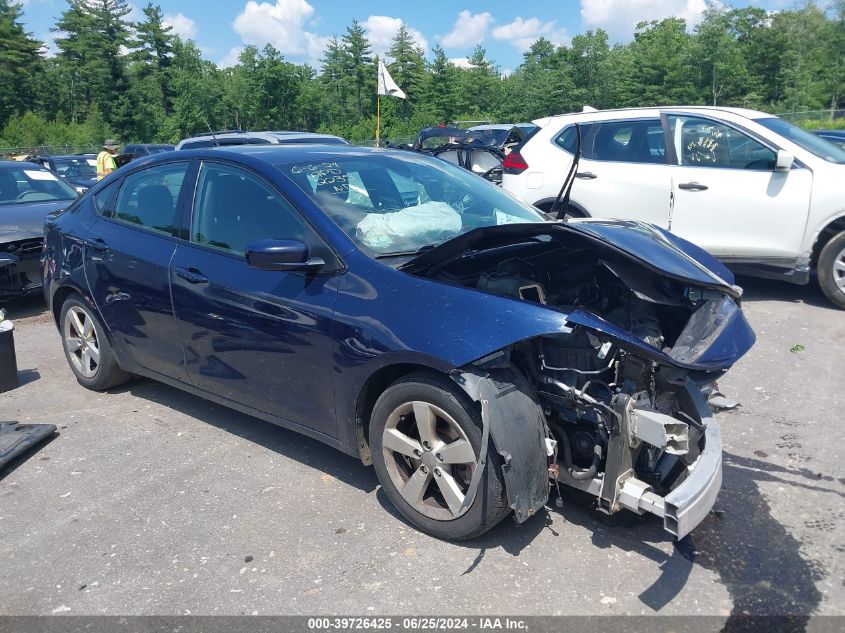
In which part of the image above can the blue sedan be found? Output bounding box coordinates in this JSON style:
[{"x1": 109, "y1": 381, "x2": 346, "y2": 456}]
[{"x1": 43, "y1": 145, "x2": 754, "y2": 540}]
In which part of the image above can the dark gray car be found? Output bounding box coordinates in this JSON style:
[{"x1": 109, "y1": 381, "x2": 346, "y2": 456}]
[{"x1": 0, "y1": 161, "x2": 77, "y2": 298}]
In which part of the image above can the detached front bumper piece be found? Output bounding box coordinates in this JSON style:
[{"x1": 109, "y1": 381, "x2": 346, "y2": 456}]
[{"x1": 558, "y1": 379, "x2": 722, "y2": 540}]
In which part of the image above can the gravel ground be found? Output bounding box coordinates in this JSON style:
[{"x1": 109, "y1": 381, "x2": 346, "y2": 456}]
[{"x1": 0, "y1": 277, "x2": 842, "y2": 618}]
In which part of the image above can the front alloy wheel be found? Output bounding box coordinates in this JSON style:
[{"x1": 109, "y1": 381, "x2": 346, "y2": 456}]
[
  {"x1": 382, "y1": 400, "x2": 477, "y2": 520},
  {"x1": 370, "y1": 373, "x2": 509, "y2": 540}
]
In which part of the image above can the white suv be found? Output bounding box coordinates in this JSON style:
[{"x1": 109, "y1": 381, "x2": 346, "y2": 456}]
[{"x1": 502, "y1": 107, "x2": 845, "y2": 308}]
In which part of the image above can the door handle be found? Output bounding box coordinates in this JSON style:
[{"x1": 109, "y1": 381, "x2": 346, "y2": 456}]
[
  {"x1": 575, "y1": 171, "x2": 598, "y2": 180},
  {"x1": 678, "y1": 182, "x2": 708, "y2": 191},
  {"x1": 84, "y1": 238, "x2": 109, "y2": 261},
  {"x1": 85, "y1": 238, "x2": 109, "y2": 252},
  {"x1": 174, "y1": 267, "x2": 208, "y2": 284}
]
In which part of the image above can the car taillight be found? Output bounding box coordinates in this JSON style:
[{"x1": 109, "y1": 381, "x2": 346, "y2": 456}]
[{"x1": 502, "y1": 151, "x2": 528, "y2": 174}]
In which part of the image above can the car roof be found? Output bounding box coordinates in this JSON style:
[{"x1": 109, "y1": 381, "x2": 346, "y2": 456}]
[
  {"x1": 170, "y1": 144, "x2": 406, "y2": 163},
  {"x1": 37, "y1": 154, "x2": 92, "y2": 159},
  {"x1": 178, "y1": 131, "x2": 345, "y2": 144},
  {"x1": 0, "y1": 160, "x2": 48, "y2": 169},
  {"x1": 536, "y1": 105, "x2": 774, "y2": 127}
]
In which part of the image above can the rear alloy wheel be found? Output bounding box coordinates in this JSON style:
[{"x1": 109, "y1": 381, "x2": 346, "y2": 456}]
[
  {"x1": 60, "y1": 294, "x2": 131, "y2": 390},
  {"x1": 817, "y1": 230, "x2": 845, "y2": 309},
  {"x1": 370, "y1": 373, "x2": 509, "y2": 540}
]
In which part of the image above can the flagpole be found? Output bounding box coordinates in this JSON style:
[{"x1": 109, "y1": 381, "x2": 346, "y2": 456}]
[{"x1": 376, "y1": 94, "x2": 381, "y2": 147}]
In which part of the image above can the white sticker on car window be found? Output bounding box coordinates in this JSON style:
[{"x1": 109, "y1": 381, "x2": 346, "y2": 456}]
[
  {"x1": 86, "y1": 159, "x2": 97, "y2": 167},
  {"x1": 23, "y1": 169, "x2": 59, "y2": 181}
]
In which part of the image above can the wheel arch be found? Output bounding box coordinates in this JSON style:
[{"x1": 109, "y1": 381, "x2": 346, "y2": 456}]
[
  {"x1": 532, "y1": 197, "x2": 590, "y2": 218},
  {"x1": 811, "y1": 214, "x2": 845, "y2": 267},
  {"x1": 354, "y1": 361, "x2": 454, "y2": 465},
  {"x1": 51, "y1": 284, "x2": 86, "y2": 327}
]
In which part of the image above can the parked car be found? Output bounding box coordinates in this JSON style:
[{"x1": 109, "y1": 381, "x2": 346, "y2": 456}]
[
  {"x1": 467, "y1": 122, "x2": 539, "y2": 141},
  {"x1": 175, "y1": 130, "x2": 348, "y2": 150},
  {"x1": 30, "y1": 154, "x2": 98, "y2": 193},
  {"x1": 407, "y1": 124, "x2": 534, "y2": 185},
  {"x1": 122, "y1": 143, "x2": 175, "y2": 158},
  {"x1": 502, "y1": 106, "x2": 845, "y2": 308},
  {"x1": 812, "y1": 129, "x2": 845, "y2": 150},
  {"x1": 0, "y1": 161, "x2": 78, "y2": 298},
  {"x1": 43, "y1": 145, "x2": 754, "y2": 540}
]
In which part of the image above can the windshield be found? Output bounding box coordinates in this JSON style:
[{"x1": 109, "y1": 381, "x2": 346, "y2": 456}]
[
  {"x1": 148, "y1": 145, "x2": 175, "y2": 154},
  {"x1": 0, "y1": 164, "x2": 78, "y2": 205},
  {"x1": 53, "y1": 157, "x2": 97, "y2": 178},
  {"x1": 278, "y1": 152, "x2": 546, "y2": 255},
  {"x1": 755, "y1": 117, "x2": 845, "y2": 164}
]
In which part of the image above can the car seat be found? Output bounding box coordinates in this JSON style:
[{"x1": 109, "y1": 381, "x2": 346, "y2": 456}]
[{"x1": 136, "y1": 185, "x2": 175, "y2": 232}]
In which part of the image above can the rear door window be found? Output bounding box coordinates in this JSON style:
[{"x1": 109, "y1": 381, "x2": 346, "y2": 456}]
[
  {"x1": 592, "y1": 119, "x2": 666, "y2": 164},
  {"x1": 554, "y1": 124, "x2": 593, "y2": 155},
  {"x1": 112, "y1": 162, "x2": 190, "y2": 236}
]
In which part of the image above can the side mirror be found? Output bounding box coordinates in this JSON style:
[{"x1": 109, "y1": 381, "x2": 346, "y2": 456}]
[
  {"x1": 775, "y1": 149, "x2": 794, "y2": 171},
  {"x1": 245, "y1": 239, "x2": 324, "y2": 272}
]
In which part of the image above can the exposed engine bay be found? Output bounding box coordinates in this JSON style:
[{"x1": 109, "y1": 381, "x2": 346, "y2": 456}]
[{"x1": 409, "y1": 226, "x2": 740, "y2": 538}]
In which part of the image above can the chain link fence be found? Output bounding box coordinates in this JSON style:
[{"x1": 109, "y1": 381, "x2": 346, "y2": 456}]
[
  {"x1": 777, "y1": 109, "x2": 845, "y2": 124},
  {"x1": 0, "y1": 144, "x2": 100, "y2": 159}
]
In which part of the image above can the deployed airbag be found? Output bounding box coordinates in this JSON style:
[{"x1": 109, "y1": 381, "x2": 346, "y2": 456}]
[{"x1": 356, "y1": 201, "x2": 462, "y2": 250}]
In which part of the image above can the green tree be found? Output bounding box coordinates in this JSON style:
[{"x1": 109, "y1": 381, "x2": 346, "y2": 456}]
[
  {"x1": 387, "y1": 24, "x2": 425, "y2": 117},
  {"x1": 0, "y1": 1, "x2": 45, "y2": 129},
  {"x1": 694, "y1": 8, "x2": 748, "y2": 105},
  {"x1": 127, "y1": 3, "x2": 176, "y2": 140},
  {"x1": 570, "y1": 29, "x2": 617, "y2": 109},
  {"x1": 622, "y1": 18, "x2": 700, "y2": 106},
  {"x1": 424, "y1": 45, "x2": 457, "y2": 124},
  {"x1": 456, "y1": 45, "x2": 500, "y2": 118},
  {"x1": 54, "y1": 0, "x2": 135, "y2": 135},
  {"x1": 163, "y1": 38, "x2": 223, "y2": 141},
  {"x1": 342, "y1": 19, "x2": 374, "y2": 118}
]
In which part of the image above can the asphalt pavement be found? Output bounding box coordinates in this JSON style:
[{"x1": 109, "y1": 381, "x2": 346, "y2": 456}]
[{"x1": 0, "y1": 277, "x2": 842, "y2": 618}]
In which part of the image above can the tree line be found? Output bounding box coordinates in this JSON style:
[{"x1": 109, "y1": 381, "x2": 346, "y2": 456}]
[{"x1": 0, "y1": 0, "x2": 843, "y2": 149}]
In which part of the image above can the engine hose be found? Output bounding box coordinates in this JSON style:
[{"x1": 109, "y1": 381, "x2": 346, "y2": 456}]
[{"x1": 558, "y1": 426, "x2": 604, "y2": 481}]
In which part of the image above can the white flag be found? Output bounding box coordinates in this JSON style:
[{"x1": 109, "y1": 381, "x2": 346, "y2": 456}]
[{"x1": 377, "y1": 60, "x2": 406, "y2": 99}]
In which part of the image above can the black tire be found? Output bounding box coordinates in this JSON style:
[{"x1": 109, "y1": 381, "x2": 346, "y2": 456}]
[
  {"x1": 59, "y1": 293, "x2": 132, "y2": 390},
  {"x1": 817, "y1": 230, "x2": 845, "y2": 309},
  {"x1": 370, "y1": 372, "x2": 509, "y2": 540}
]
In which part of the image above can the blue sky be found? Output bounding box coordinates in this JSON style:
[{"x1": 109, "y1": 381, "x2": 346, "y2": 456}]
[{"x1": 18, "y1": 0, "x2": 802, "y2": 72}]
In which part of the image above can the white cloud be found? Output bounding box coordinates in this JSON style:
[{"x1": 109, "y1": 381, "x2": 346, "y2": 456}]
[
  {"x1": 163, "y1": 13, "x2": 198, "y2": 40},
  {"x1": 363, "y1": 15, "x2": 428, "y2": 57},
  {"x1": 233, "y1": 0, "x2": 328, "y2": 65},
  {"x1": 440, "y1": 10, "x2": 493, "y2": 48},
  {"x1": 449, "y1": 57, "x2": 473, "y2": 69},
  {"x1": 218, "y1": 46, "x2": 244, "y2": 69},
  {"x1": 39, "y1": 31, "x2": 60, "y2": 58},
  {"x1": 580, "y1": 0, "x2": 708, "y2": 41},
  {"x1": 492, "y1": 17, "x2": 570, "y2": 52},
  {"x1": 125, "y1": 2, "x2": 143, "y2": 23}
]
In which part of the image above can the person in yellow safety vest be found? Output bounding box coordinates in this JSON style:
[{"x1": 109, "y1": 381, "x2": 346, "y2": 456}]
[{"x1": 96, "y1": 139, "x2": 119, "y2": 180}]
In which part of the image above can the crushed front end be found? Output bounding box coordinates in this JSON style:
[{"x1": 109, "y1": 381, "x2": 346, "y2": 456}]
[
  {"x1": 0, "y1": 238, "x2": 44, "y2": 298},
  {"x1": 523, "y1": 332, "x2": 726, "y2": 539},
  {"x1": 409, "y1": 221, "x2": 755, "y2": 539}
]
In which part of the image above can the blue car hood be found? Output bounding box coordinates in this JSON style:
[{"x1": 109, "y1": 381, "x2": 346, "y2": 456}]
[
  {"x1": 566, "y1": 219, "x2": 737, "y2": 290},
  {"x1": 406, "y1": 219, "x2": 737, "y2": 297},
  {"x1": 403, "y1": 220, "x2": 753, "y2": 371}
]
